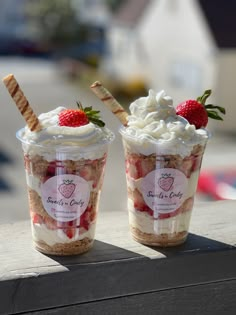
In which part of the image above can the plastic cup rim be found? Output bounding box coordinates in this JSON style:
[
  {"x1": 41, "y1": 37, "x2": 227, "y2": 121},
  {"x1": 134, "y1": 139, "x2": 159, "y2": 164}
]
[
  {"x1": 16, "y1": 127, "x2": 115, "y2": 153},
  {"x1": 119, "y1": 125, "x2": 211, "y2": 142}
]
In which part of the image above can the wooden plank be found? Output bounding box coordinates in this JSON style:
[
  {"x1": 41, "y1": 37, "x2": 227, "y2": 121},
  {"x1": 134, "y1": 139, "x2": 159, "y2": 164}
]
[
  {"x1": 25, "y1": 279, "x2": 236, "y2": 315},
  {"x1": 2, "y1": 249, "x2": 236, "y2": 314},
  {"x1": 0, "y1": 200, "x2": 236, "y2": 314}
]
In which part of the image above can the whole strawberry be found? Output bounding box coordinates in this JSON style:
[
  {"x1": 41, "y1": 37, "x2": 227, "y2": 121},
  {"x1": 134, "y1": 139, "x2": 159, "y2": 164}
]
[
  {"x1": 59, "y1": 101, "x2": 105, "y2": 127},
  {"x1": 176, "y1": 90, "x2": 225, "y2": 129}
]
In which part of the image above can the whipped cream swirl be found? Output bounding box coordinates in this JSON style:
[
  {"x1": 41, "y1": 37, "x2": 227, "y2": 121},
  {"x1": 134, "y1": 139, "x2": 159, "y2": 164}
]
[
  {"x1": 19, "y1": 107, "x2": 113, "y2": 146},
  {"x1": 17, "y1": 107, "x2": 114, "y2": 160},
  {"x1": 120, "y1": 90, "x2": 209, "y2": 157}
]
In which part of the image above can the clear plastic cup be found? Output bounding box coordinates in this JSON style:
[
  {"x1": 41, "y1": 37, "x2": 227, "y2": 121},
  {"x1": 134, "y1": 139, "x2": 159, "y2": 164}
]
[
  {"x1": 17, "y1": 128, "x2": 114, "y2": 255},
  {"x1": 120, "y1": 127, "x2": 208, "y2": 247}
]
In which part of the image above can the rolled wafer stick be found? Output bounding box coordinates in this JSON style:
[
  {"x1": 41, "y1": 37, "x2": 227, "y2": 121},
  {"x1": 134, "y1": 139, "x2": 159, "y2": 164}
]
[
  {"x1": 90, "y1": 81, "x2": 129, "y2": 126},
  {"x1": 2, "y1": 74, "x2": 42, "y2": 132}
]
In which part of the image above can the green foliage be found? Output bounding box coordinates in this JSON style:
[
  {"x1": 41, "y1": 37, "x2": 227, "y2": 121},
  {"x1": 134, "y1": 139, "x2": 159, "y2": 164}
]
[{"x1": 26, "y1": 0, "x2": 80, "y2": 46}]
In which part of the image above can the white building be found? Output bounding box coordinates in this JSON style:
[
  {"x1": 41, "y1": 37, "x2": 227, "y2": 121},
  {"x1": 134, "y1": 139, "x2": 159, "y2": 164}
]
[
  {"x1": 71, "y1": 0, "x2": 111, "y2": 27},
  {"x1": 102, "y1": 0, "x2": 236, "y2": 132}
]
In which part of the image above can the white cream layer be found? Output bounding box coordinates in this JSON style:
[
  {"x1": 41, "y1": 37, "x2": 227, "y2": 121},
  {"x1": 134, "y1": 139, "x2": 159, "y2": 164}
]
[
  {"x1": 18, "y1": 107, "x2": 114, "y2": 160},
  {"x1": 128, "y1": 201, "x2": 192, "y2": 234},
  {"x1": 32, "y1": 221, "x2": 96, "y2": 246},
  {"x1": 24, "y1": 107, "x2": 103, "y2": 143}
]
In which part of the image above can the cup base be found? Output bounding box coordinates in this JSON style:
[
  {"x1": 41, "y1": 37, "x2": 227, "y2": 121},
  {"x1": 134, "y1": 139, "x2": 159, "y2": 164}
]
[
  {"x1": 33, "y1": 238, "x2": 94, "y2": 256},
  {"x1": 130, "y1": 226, "x2": 188, "y2": 247}
]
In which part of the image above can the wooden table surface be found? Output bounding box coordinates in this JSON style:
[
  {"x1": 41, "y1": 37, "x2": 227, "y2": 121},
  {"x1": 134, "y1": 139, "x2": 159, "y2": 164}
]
[{"x1": 1, "y1": 200, "x2": 236, "y2": 314}]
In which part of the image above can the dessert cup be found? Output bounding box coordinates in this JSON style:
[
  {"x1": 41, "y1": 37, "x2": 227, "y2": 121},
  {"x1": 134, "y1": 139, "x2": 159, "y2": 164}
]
[
  {"x1": 120, "y1": 127, "x2": 208, "y2": 247},
  {"x1": 17, "y1": 129, "x2": 114, "y2": 255}
]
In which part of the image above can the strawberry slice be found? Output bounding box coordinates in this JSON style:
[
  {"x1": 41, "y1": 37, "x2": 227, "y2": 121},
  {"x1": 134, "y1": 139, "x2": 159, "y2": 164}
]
[
  {"x1": 43, "y1": 216, "x2": 58, "y2": 230},
  {"x1": 32, "y1": 213, "x2": 43, "y2": 224},
  {"x1": 79, "y1": 164, "x2": 94, "y2": 182},
  {"x1": 132, "y1": 189, "x2": 153, "y2": 216},
  {"x1": 80, "y1": 210, "x2": 90, "y2": 230},
  {"x1": 64, "y1": 228, "x2": 75, "y2": 239},
  {"x1": 61, "y1": 219, "x2": 77, "y2": 238},
  {"x1": 78, "y1": 158, "x2": 106, "y2": 189},
  {"x1": 79, "y1": 205, "x2": 96, "y2": 230},
  {"x1": 42, "y1": 161, "x2": 65, "y2": 182},
  {"x1": 158, "y1": 208, "x2": 181, "y2": 219},
  {"x1": 125, "y1": 159, "x2": 138, "y2": 179},
  {"x1": 179, "y1": 157, "x2": 194, "y2": 178},
  {"x1": 126, "y1": 154, "x2": 155, "y2": 179},
  {"x1": 139, "y1": 158, "x2": 155, "y2": 177}
]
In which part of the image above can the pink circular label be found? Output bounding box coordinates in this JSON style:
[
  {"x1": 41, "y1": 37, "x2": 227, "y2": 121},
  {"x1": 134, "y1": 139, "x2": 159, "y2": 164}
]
[
  {"x1": 142, "y1": 168, "x2": 188, "y2": 215},
  {"x1": 41, "y1": 174, "x2": 90, "y2": 222}
]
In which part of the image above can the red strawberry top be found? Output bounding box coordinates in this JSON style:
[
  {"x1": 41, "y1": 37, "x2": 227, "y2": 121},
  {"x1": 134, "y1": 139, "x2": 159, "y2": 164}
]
[
  {"x1": 176, "y1": 90, "x2": 225, "y2": 129},
  {"x1": 59, "y1": 109, "x2": 89, "y2": 127},
  {"x1": 59, "y1": 101, "x2": 105, "y2": 128}
]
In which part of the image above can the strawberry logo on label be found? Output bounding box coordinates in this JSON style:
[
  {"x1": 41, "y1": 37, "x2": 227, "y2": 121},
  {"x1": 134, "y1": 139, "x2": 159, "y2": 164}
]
[
  {"x1": 142, "y1": 168, "x2": 188, "y2": 214},
  {"x1": 158, "y1": 174, "x2": 174, "y2": 192},
  {"x1": 58, "y1": 180, "x2": 76, "y2": 199},
  {"x1": 41, "y1": 174, "x2": 90, "y2": 222}
]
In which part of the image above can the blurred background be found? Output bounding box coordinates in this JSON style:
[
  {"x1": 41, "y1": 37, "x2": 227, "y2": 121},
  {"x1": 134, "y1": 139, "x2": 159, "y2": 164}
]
[{"x1": 1, "y1": 0, "x2": 236, "y2": 224}]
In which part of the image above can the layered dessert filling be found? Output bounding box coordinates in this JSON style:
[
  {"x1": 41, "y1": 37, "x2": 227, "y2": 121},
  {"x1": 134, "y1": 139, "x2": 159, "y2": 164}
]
[
  {"x1": 25, "y1": 154, "x2": 106, "y2": 254},
  {"x1": 17, "y1": 106, "x2": 114, "y2": 255},
  {"x1": 120, "y1": 90, "x2": 208, "y2": 246},
  {"x1": 124, "y1": 149, "x2": 203, "y2": 242}
]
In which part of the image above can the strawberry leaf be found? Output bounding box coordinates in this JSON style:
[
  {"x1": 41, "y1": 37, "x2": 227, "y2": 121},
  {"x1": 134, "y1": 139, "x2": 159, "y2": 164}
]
[
  {"x1": 89, "y1": 117, "x2": 105, "y2": 127},
  {"x1": 84, "y1": 106, "x2": 93, "y2": 112},
  {"x1": 205, "y1": 104, "x2": 226, "y2": 114},
  {"x1": 197, "y1": 89, "x2": 211, "y2": 105},
  {"x1": 196, "y1": 90, "x2": 226, "y2": 122},
  {"x1": 207, "y1": 110, "x2": 224, "y2": 121},
  {"x1": 87, "y1": 110, "x2": 100, "y2": 116},
  {"x1": 76, "y1": 101, "x2": 83, "y2": 110},
  {"x1": 76, "y1": 101, "x2": 105, "y2": 127}
]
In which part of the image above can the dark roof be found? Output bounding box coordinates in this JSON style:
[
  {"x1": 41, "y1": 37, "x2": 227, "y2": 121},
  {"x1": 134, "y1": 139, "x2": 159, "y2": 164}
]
[
  {"x1": 198, "y1": 0, "x2": 236, "y2": 48},
  {"x1": 114, "y1": 0, "x2": 151, "y2": 27}
]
